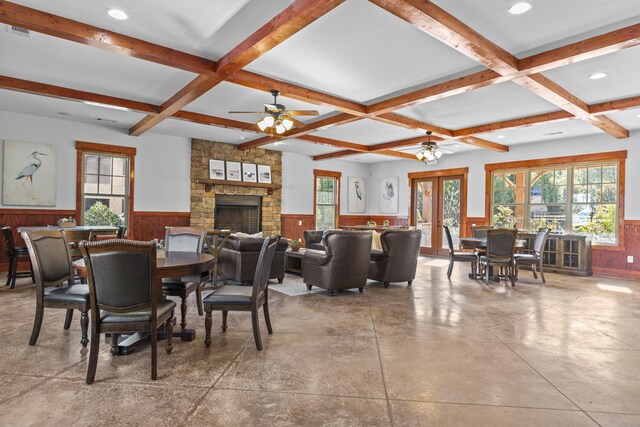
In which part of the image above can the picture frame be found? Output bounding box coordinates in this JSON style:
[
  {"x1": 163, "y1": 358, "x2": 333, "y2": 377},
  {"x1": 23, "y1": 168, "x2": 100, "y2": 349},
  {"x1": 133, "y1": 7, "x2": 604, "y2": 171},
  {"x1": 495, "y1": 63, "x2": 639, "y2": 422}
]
[
  {"x1": 257, "y1": 165, "x2": 272, "y2": 184},
  {"x1": 347, "y1": 176, "x2": 366, "y2": 213},
  {"x1": 3, "y1": 140, "x2": 57, "y2": 206},
  {"x1": 209, "y1": 159, "x2": 225, "y2": 180},
  {"x1": 226, "y1": 161, "x2": 241, "y2": 181},
  {"x1": 242, "y1": 163, "x2": 257, "y2": 182},
  {"x1": 379, "y1": 176, "x2": 399, "y2": 214}
]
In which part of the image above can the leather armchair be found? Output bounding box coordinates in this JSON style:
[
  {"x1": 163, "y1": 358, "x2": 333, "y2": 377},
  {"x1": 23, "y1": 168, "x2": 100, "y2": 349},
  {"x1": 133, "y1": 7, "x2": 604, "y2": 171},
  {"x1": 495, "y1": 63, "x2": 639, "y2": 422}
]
[
  {"x1": 218, "y1": 235, "x2": 289, "y2": 284},
  {"x1": 302, "y1": 230, "x2": 372, "y2": 295},
  {"x1": 303, "y1": 230, "x2": 325, "y2": 250},
  {"x1": 368, "y1": 229, "x2": 422, "y2": 288}
]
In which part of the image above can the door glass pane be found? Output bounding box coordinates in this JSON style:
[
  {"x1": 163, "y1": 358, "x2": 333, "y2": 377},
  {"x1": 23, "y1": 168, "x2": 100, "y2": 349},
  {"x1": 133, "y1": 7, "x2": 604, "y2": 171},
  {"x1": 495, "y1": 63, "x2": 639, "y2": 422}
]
[
  {"x1": 416, "y1": 181, "x2": 434, "y2": 248},
  {"x1": 441, "y1": 178, "x2": 461, "y2": 249}
]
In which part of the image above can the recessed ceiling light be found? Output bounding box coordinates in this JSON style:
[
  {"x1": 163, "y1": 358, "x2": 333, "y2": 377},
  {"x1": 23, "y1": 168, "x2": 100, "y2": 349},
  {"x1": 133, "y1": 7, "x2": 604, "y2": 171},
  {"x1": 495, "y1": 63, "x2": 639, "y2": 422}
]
[
  {"x1": 496, "y1": 135, "x2": 506, "y2": 139},
  {"x1": 239, "y1": 136, "x2": 246, "y2": 140},
  {"x1": 589, "y1": 72, "x2": 607, "y2": 80},
  {"x1": 508, "y1": 2, "x2": 532, "y2": 15},
  {"x1": 83, "y1": 101, "x2": 129, "y2": 111},
  {"x1": 107, "y1": 9, "x2": 128, "y2": 20}
]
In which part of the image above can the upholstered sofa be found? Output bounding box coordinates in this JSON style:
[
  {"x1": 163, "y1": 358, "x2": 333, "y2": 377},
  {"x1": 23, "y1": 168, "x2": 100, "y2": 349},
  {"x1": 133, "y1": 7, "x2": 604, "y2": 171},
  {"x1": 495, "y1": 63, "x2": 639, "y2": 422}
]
[
  {"x1": 218, "y1": 234, "x2": 289, "y2": 284},
  {"x1": 368, "y1": 229, "x2": 422, "y2": 288},
  {"x1": 302, "y1": 230, "x2": 372, "y2": 295}
]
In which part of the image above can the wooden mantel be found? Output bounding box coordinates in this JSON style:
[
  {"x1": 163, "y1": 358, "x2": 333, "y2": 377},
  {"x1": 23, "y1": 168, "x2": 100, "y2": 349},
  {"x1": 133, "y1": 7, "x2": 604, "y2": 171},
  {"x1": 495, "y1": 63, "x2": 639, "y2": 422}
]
[{"x1": 195, "y1": 178, "x2": 282, "y2": 195}]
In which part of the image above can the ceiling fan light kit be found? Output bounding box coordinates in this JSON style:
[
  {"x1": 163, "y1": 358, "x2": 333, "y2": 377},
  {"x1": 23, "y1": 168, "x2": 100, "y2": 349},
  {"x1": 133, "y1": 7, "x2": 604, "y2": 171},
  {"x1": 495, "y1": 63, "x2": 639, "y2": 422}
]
[{"x1": 416, "y1": 131, "x2": 444, "y2": 165}]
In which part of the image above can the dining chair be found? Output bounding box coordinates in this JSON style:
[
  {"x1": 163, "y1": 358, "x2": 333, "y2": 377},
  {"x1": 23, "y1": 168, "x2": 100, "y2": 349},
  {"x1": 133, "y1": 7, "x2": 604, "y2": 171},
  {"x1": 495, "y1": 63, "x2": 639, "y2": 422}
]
[
  {"x1": 203, "y1": 236, "x2": 280, "y2": 351},
  {"x1": 2, "y1": 226, "x2": 34, "y2": 288},
  {"x1": 61, "y1": 229, "x2": 93, "y2": 260},
  {"x1": 444, "y1": 226, "x2": 478, "y2": 278},
  {"x1": 79, "y1": 239, "x2": 175, "y2": 384},
  {"x1": 116, "y1": 226, "x2": 127, "y2": 239},
  {"x1": 478, "y1": 228, "x2": 517, "y2": 286},
  {"x1": 515, "y1": 228, "x2": 550, "y2": 283},
  {"x1": 163, "y1": 227, "x2": 207, "y2": 335},
  {"x1": 21, "y1": 229, "x2": 90, "y2": 347}
]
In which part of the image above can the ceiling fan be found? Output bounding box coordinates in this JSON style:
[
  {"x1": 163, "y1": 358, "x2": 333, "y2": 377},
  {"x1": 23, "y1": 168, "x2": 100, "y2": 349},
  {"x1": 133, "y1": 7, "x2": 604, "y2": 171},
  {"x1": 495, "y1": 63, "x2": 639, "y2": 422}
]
[
  {"x1": 229, "y1": 90, "x2": 319, "y2": 134},
  {"x1": 398, "y1": 131, "x2": 454, "y2": 164}
]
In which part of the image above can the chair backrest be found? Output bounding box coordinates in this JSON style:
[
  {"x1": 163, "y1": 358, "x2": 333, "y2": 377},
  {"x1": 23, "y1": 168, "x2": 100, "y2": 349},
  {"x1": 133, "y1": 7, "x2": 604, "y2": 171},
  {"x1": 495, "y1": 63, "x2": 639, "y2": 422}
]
[
  {"x1": 1, "y1": 226, "x2": 16, "y2": 255},
  {"x1": 303, "y1": 230, "x2": 324, "y2": 247},
  {"x1": 116, "y1": 226, "x2": 127, "y2": 239},
  {"x1": 62, "y1": 229, "x2": 93, "y2": 244},
  {"x1": 252, "y1": 236, "x2": 281, "y2": 301},
  {"x1": 164, "y1": 227, "x2": 205, "y2": 253},
  {"x1": 472, "y1": 226, "x2": 492, "y2": 239},
  {"x1": 533, "y1": 228, "x2": 550, "y2": 256},
  {"x1": 486, "y1": 228, "x2": 517, "y2": 259},
  {"x1": 443, "y1": 225, "x2": 455, "y2": 255},
  {"x1": 21, "y1": 230, "x2": 74, "y2": 294},
  {"x1": 80, "y1": 239, "x2": 157, "y2": 315}
]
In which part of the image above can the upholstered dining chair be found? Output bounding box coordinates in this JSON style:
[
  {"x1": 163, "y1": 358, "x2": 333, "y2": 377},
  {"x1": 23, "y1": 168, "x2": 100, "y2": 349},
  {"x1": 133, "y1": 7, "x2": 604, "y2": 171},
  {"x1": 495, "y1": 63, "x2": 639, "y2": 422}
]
[
  {"x1": 61, "y1": 229, "x2": 93, "y2": 260},
  {"x1": 162, "y1": 227, "x2": 207, "y2": 335},
  {"x1": 444, "y1": 225, "x2": 478, "y2": 278},
  {"x1": 21, "y1": 229, "x2": 90, "y2": 347},
  {"x1": 79, "y1": 239, "x2": 175, "y2": 384},
  {"x1": 203, "y1": 236, "x2": 280, "y2": 351},
  {"x1": 478, "y1": 228, "x2": 517, "y2": 286},
  {"x1": 2, "y1": 226, "x2": 33, "y2": 288},
  {"x1": 515, "y1": 228, "x2": 550, "y2": 283}
]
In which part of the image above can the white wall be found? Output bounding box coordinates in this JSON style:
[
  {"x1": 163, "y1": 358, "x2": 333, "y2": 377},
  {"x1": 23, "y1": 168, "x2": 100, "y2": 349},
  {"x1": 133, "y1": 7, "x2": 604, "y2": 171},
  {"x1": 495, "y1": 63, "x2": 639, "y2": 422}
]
[
  {"x1": 281, "y1": 152, "x2": 371, "y2": 215},
  {"x1": 0, "y1": 111, "x2": 192, "y2": 212},
  {"x1": 369, "y1": 131, "x2": 640, "y2": 220}
]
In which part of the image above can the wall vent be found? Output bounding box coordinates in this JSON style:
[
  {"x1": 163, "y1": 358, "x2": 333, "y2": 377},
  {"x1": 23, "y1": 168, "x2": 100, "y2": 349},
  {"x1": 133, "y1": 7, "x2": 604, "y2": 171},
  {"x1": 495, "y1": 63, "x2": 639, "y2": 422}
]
[
  {"x1": 6, "y1": 24, "x2": 31, "y2": 38},
  {"x1": 96, "y1": 117, "x2": 118, "y2": 124}
]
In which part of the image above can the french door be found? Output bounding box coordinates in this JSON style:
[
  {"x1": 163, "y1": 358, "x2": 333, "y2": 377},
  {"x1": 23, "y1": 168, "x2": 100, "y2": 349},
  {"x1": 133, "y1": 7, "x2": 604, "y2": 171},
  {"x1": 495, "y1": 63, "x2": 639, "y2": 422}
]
[{"x1": 411, "y1": 174, "x2": 465, "y2": 256}]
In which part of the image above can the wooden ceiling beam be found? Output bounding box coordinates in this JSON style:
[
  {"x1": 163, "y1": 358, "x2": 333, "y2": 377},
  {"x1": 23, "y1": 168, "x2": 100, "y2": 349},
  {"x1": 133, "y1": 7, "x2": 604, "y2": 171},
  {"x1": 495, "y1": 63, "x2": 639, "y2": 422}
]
[
  {"x1": 129, "y1": 0, "x2": 346, "y2": 136},
  {"x1": 313, "y1": 148, "x2": 419, "y2": 161},
  {"x1": 172, "y1": 110, "x2": 259, "y2": 132},
  {"x1": 454, "y1": 110, "x2": 574, "y2": 136},
  {"x1": 590, "y1": 95, "x2": 640, "y2": 115},
  {"x1": 0, "y1": 0, "x2": 216, "y2": 75}
]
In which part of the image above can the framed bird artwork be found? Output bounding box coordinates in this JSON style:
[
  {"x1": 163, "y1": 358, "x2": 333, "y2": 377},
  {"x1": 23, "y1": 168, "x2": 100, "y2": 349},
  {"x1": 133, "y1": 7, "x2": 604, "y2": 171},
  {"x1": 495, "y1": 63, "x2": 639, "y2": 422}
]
[
  {"x1": 347, "y1": 176, "x2": 366, "y2": 213},
  {"x1": 2, "y1": 140, "x2": 57, "y2": 206}
]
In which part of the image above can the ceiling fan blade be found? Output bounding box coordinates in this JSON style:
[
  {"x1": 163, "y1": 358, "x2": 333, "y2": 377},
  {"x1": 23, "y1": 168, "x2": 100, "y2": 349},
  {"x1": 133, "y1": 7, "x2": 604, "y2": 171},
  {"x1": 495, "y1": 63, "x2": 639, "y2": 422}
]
[
  {"x1": 285, "y1": 115, "x2": 307, "y2": 128},
  {"x1": 264, "y1": 104, "x2": 281, "y2": 112},
  {"x1": 286, "y1": 110, "x2": 320, "y2": 116},
  {"x1": 439, "y1": 148, "x2": 455, "y2": 155},
  {"x1": 228, "y1": 111, "x2": 268, "y2": 114}
]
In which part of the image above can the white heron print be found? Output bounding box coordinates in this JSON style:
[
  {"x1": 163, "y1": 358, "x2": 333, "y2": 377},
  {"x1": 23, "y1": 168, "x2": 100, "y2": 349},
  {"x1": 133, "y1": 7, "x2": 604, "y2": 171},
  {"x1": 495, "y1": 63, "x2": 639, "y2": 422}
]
[
  {"x1": 347, "y1": 176, "x2": 366, "y2": 213},
  {"x1": 379, "y1": 176, "x2": 399, "y2": 214},
  {"x1": 3, "y1": 140, "x2": 57, "y2": 206}
]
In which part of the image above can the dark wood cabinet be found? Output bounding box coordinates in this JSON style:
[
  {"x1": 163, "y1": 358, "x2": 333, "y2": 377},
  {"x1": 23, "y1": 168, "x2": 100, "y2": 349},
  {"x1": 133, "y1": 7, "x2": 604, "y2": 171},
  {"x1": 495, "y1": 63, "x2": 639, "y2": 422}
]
[{"x1": 519, "y1": 233, "x2": 592, "y2": 276}]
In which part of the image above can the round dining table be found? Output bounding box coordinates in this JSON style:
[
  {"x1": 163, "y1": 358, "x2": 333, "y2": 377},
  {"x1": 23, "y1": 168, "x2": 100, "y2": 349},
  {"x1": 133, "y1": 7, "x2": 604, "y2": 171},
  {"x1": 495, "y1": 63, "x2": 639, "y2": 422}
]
[{"x1": 74, "y1": 251, "x2": 214, "y2": 354}]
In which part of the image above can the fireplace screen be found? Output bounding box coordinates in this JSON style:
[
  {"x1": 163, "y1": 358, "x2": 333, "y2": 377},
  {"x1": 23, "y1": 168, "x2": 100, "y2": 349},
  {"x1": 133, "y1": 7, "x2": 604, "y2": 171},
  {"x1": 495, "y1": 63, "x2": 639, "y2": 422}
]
[{"x1": 214, "y1": 195, "x2": 262, "y2": 234}]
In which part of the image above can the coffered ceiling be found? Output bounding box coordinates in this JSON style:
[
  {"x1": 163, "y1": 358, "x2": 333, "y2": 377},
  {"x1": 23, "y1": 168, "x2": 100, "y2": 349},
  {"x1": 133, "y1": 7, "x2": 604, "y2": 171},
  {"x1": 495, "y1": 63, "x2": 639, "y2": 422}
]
[{"x1": 0, "y1": 0, "x2": 639, "y2": 164}]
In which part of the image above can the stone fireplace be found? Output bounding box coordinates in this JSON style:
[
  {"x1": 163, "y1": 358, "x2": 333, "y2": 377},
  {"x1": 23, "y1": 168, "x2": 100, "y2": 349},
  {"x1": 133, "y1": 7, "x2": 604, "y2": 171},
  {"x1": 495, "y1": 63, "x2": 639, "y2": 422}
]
[
  {"x1": 189, "y1": 139, "x2": 281, "y2": 235},
  {"x1": 214, "y1": 194, "x2": 262, "y2": 234}
]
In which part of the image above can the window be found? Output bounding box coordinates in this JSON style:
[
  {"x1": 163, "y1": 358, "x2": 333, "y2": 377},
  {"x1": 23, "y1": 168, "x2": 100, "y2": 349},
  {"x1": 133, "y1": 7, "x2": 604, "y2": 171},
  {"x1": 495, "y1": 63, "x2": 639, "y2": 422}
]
[
  {"x1": 489, "y1": 156, "x2": 622, "y2": 245},
  {"x1": 314, "y1": 169, "x2": 341, "y2": 230},
  {"x1": 75, "y1": 142, "x2": 135, "y2": 230}
]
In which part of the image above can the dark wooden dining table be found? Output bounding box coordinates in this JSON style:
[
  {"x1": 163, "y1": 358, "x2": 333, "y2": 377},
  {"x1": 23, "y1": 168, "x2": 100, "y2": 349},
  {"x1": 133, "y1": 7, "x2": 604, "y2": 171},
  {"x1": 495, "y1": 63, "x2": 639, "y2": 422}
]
[
  {"x1": 459, "y1": 237, "x2": 527, "y2": 280},
  {"x1": 74, "y1": 251, "x2": 214, "y2": 354},
  {"x1": 18, "y1": 225, "x2": 118, "y2": 237}
]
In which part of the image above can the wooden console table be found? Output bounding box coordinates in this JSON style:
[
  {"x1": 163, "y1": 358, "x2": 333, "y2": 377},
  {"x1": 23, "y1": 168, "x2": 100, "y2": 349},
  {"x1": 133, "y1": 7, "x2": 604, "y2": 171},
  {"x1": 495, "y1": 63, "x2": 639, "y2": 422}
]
[{"x1": 518, "y1": 232, "x2": 592, "y2": 276}]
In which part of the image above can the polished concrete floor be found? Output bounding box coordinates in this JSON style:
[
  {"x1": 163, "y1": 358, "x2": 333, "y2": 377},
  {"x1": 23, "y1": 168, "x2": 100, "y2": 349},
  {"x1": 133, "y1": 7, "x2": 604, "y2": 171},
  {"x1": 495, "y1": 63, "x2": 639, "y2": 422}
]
[{"x1": 0, "y1": 258, "x2": 639, "y2": 426}]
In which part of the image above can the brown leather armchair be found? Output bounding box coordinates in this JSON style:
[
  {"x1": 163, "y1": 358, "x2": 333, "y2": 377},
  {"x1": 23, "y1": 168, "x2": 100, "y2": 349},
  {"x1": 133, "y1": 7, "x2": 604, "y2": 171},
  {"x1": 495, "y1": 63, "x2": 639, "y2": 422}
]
[
  {"x1": 303, "y1": 230, "x2": 325, "y2": 250},
  {"x1": 302, "y1": 230, "x2": 372, "y2": 295},
  {"x1": 368, "y1": 229, "x2": 422, "y2": 288},
  {"x1": 218, "y1": 235, "x2": 289, "y2": 284}
]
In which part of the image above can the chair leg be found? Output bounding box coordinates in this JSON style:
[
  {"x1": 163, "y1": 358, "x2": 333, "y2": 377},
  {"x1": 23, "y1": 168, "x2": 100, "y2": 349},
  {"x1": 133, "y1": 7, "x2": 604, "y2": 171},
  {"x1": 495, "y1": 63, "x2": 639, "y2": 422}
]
[
  {"x1": 63, "y1": 309, "x2": 74, "y2": 330},
  {"x1": 407, "y1": 280, "x2": 412, "y2": 287},
  {"x1": 80, "y1": 309, "x2": 89, "y2": 348},
  {"x1": 9, "y1": 256, "x2": 18, "y2": 289},
  {"x1": 278, "y1": 278, "x2": 283, "y2": 284},
  {"x1": 204, "y1": 308, "x2": 213, "y2": 348},
  {"x1": 251, "y1": 309, "x2": 263, "y2": 351},
  {"x1": 484, "y1": 263, "x2": 490, "y2": 285},
  {"x1": 221, "y1": 310, "x2": 228, "y2": 332},
  {"x1": 447, "y1": 257, "x2": 454, "y2": 278},
  {"x1": 263, "y1": 299, "x2": 273, "y2": 335},
  {"x1": 110, "y1": 334, "x2": 119, "y2": 355},
  {"x1": 179, "y1": 297, "x2": 187, "y2": 330},
  {"x1": 383, "y1": 282, "x2": 390, "y2": 289},
  {"x1": 151, "y1": 323, "x2": 158, "y2": 381},
  {"x1": 29, "y1": 304, "x2": 44, "y2": 346},
  {"x1": 539, "y1": 260, "x2": 546, "y2": 283},
  {"x1": 532, "y1": 263, "x2": 538, "y2": 279},
  {"x1": 85, "y1": 330, "x2": 100, "y2": 385},
  {"x1": 5, "y1": 255, "x2": 14, "y2": 287},
  {"x1": 509, "y1": 265, "x2": 516, "y2": 287},
  {"x1": 196, "y1": 283, "x2": 204, "y2": 316},
  {"x1": 165, "y1": 313, "x2": 174, "y2": 354}
]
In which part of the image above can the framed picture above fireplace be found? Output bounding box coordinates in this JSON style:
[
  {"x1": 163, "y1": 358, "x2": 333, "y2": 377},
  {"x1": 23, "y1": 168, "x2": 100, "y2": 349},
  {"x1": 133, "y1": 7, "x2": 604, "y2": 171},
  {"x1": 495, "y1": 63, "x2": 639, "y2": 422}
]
[
  {"x1": 257, "y1": 165, "x2": 272, "y2": 184},
  {"x1": 242, "y1": 163, "x2": 257, "y2": 182},
  {"x1": 209, "y1": 159, "x2": 225, "y2": 180},
  {"x1": 226, "y1": 161, "x2": 241, "y2": 181}
]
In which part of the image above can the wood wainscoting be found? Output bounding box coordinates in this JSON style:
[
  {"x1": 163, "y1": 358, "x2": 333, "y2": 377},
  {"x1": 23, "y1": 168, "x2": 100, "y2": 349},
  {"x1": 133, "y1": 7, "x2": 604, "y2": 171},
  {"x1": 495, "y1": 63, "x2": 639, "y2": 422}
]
[
  {"x1": 0, "y1": 209, "x2": 190, "y2": 272},
  {"x1": 339, "y1": 215, "x2": 410, "y2": 227}
]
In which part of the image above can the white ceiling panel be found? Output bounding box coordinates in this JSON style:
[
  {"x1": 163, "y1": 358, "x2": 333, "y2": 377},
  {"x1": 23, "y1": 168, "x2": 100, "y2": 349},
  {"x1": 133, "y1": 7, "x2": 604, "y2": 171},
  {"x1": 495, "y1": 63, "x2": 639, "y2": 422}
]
[
  {"x1": 475, "y1": 118, "x2": 603, "y2": 146},
  {"x1": 9, "y1": 0, "x2": 293, "y2": 60},
  {"x1": 246, "y1": 0, "x2": 483, "y2": 103},
  {"x1": 542, "y1": 47, "x2": 640, "y2": 104},
  {"x1": 184, "y1": 82, "x2": 335, "y2": 123},
  {"x1": 346, "y1": 153, "x2": 403, "y2": 163},
  {"x1": 313, "y1": 119, "x2": 423, "y2": 145},
  {"x1": 264, "y1": 139, "x2": 339, "y2": 157},
  {"x1": 0, "y1": 89, "x2": 146, "y2": 129},
  {"x1": 0, "y1": 31, "x2": 196, "y2": 104},
  {"x1": 431, "y1": 0, "x2": 640, "y2": 57},
  {"x1": 399, "y1": 82, "x2": 560, "y2": 130},
  {"x1": 151, "y1": 119, "x2": 250, "y2": 144},
  {"x1": 606, "y1": 108, "x2": 640, "y2": 130}
]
